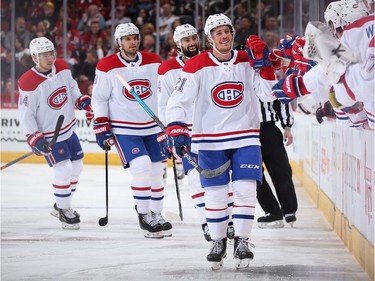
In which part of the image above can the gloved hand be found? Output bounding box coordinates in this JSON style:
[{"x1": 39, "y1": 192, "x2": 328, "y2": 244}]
[
  {"x1": 157, "y1": 132, "x2": 173, "y2": 159},
  {"x1": 246, "y1": 35, "x2": 272, "y2": 69},
  {"x1": 278, "y1": 35, "x2": 297, "y2": 59},
  {"x1": 27, "y1": 132, "x2": 51, "y2": 156},
  {"x1": 166, "y1": 122, "x2": 190, "y2": 158},
  {"x1": 93, "y1": 117, "x2": 114, "y2": 150},
  {"x1": 268, "y1": 49, "x2": 294, "y2": 71},
  {"x1": 272, "y1": 73, "x2": 310, "y2": 104},
  {"x1": 76, "y1": 95, "x2": 94, "y2": 121}
]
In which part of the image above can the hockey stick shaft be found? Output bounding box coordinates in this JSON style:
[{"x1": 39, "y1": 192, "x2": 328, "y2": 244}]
[
  {"x1": 171, "y1": 157, "x2": 183, "y2": 220},
  {"x1": 99, "y1": 146, "x2": 109, "y2": 226},
  {"x1": 1, "y1": 115, "x2": 64, "y2": 171},
  {"x1": 115, "y1": 74, "x2": 230, "y2": 179}
]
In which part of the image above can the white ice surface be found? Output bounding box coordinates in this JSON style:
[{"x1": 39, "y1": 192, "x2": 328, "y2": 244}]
[{"x1": 1, "y1": 163, "x2": 370, "y2": 281}]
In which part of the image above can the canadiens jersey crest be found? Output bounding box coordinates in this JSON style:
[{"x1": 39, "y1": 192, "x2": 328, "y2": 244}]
[
  {"x1": 47, "y1": 86, "x2": 68, "y2": 109},
  {"x1": 123, "y1": 79, "x2": 152, "y2": 101},
  {"x1": 211, "y1": 81, "x2": 244, "y2": 108}
]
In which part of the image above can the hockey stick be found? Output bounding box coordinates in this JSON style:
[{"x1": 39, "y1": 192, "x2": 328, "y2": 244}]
[
  {"x1": 115, "y1": 74, "x2": 231, "y2": 179},
  {"x1": 98, "y1": 145, "x2": 109, "y2": 226},
  {"x1": 1, "y1": 114, "x2": 65, "y2": 171},
  {"x1": 171, "y1": 157, "x2": 183, "y2": 220}
]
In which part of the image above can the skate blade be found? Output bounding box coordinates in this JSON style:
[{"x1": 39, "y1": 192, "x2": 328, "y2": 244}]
[
  {"x1": 258, "y1": 220, "x2": 284, "y2": 229},
  {"x1": 61, "y1": 222, "x2": 80, "y2": 230},
  {"x1": 287, "y1": 221, "x2": 295, "y2": 228},
  {"x1": 210, "y1": 260, "x2": 224, "y2": 271},
  {"x1": 50, "y1": 209, "x2": 59, "y2": 218},
  {"x1": 163, "y1": 230, "x2": 172, "y2": 237},
  {"x1": 236, "y1": 258, "x2": 251, "y2": 269},
  {"x1": 143, "y1": 230, "x2": 164, "y2": 239}
]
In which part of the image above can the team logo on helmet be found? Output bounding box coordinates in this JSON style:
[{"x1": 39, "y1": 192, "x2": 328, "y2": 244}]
[
  {"x1": 47, "y1": 86, "x2": 68, "y2": 109},
  {"x1": 123, "y1": 79, "x2": 152, "y2": 101},
  {"x1": 211, "y1": 82, "x2": 244, "y2": 108}
]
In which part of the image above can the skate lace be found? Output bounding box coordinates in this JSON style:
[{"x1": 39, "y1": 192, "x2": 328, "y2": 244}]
[
  {"x1": 151, "y1": 212, "x2": 167, "y2": 224},
  {"x1": 143, "y1": 213, "x2": 160, "y2": 227},
  {"x1": 210, "y1": 239, "x2": 224, "y2": 254},
  {"x1": 235, "y1": 238, "x2": 255, "y2": 255},
  {"x1": 62, "y1": 208, "x2": 76, "y2": 219}
]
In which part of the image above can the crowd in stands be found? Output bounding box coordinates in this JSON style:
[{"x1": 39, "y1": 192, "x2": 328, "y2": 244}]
[{"x1": 1, "y1": 0, "x2": 288, "y2": 108}]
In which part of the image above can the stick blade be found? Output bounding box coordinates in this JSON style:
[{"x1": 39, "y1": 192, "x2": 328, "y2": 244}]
[{"x1": 201, "y1": 160, "x2": 231, "y2": 178}]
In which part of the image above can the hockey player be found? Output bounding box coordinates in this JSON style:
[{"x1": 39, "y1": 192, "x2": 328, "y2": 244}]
[
  {"x1": 166, "y1": 14, "x2": 277, "y2": 269},
  {"x1": 18, "y1": 37, "x2": 93, "y2": 230},
  {"x1": 157, "y1": 23, "x2": 235, "y2": 242},
  {"x1": 272, "y1": 0, "x2": 373, "y2": 128},
  {"x1": 91, "y1": 23, "x2": 172, "y2": 239}
]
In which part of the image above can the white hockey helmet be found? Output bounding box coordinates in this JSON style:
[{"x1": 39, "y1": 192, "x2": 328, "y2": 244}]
[
  {"x1": 204, "y1": 13, "x2": 234, "y2": 38},
  {"x1": 324, "y1": 1, "x2": 344, "y2": 30},
  {"x1": 29, "y1": 37, "x2": 55, "y2": 65},
  {"x1": 114, "y1": 23, "x2": 140, "y2": 46},
  {"x1": 341, "y1": 1, "x2": 368, "y2": 25},
  {"x1": 173, "y1": 24, "x2": 198, "y2": 49}
]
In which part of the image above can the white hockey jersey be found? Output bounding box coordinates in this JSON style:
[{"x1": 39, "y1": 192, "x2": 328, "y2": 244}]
[
  {"x1": 335, "y1": 14, "x2": 374, "y2": 105},
  {"x1": 157, "y1": 55, "x2": 194, "y2": 127},
  {"x1": 18, "y1": 59, "x2": 81, "y2": 142},
  {"x1": 166, "y1": 50, "x2": 277, "y2": 153},
  {"x1": 92, "y1": 51, "x2": 161, "y2": 136}
]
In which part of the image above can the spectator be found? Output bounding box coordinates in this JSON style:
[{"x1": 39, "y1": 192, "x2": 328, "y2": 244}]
[
  {"x1": 15, "y1": 35, "x2": 32, "y2": 69},
  {"x1": 1, "y1": 50, "x2": 24, "y2": 84},
  {"x1": 78, "y1": 49, "x2": 98, "y2": 82},
  {"x1": 141, "y1": 34, "x2": 156, "y2": 52},
  {"x1": 77, "y1": 4, "x2": 106, "y2": 32},
  {"x1": 140, "y1": 22, "x2": 155, "y2": 38},
  {"x1": 262, "y1": 15, "x2": 280, "y2": 37},
  {"x1": 106, "y1": 6, "x2": 131, "y2": 27},
  {"x1": 262, "y1": 30, "x2": 280, "y2": 50},
  {"x1": 32, "y1": 1, "x2": 59, "y2": 35},
  {"x1": 1, "y1": 79, "x2": 19, "y2": 108},
  {"x1": 3, "y1": 16, "x2": 33, "y2": 51},
  {"x1": 234, "y1": 16, "x2": 257, "y2": 48},
  {"x1": 81, "y1": 20, "x2": 109, "y2": 55},
  {"x1": 135, "y1": 8, "x2": 150, "y2": 27}
]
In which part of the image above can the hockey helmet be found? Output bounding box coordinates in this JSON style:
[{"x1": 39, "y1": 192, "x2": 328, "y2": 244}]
[
  {"x1": 114, "y1": 23, "x2": 140, "y2": 46},
  {"x1": 341, "y1": 1, "x2": 368, "y2": 25},
  {"x1": 204, "y1": 13, "x2": 234, "y2": 38},
  {"x1": 29, "y1": 37, "x2": 55, "y2": 65},
  {"x1": 173, "y1": 24, "x2": 198, "y2": 49},
  {"x1": 324, "y1": 1, "x2": 344, "y2": 30}
]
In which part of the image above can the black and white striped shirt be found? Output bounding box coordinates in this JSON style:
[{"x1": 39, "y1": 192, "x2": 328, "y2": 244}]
[{"x1": 258, "y1": 99, "x2": 294, "y2": 128}]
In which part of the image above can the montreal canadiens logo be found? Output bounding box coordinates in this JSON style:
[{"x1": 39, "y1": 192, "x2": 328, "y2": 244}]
[
  {"x1": 211, "y1": 82, "x2": 244, "y2": 108},
  {"x1": 123, "y1": 80, "x2": 152, "y2": 101},
  {"x1": 47, "y1": 86, "x2": 68, "y2": 109}
]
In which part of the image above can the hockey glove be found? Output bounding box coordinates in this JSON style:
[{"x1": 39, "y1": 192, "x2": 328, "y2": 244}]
[
  {"x1": 268, "y1": 49, "x2": 294, "y2": 71},
  {"x1": 166, "y1": 122, "x2": 190, "y2": 158},
  {"x1": 93, "y1": 117, "x2": 114, "y2": 150},
  {"x1": 246, "y1": 35, "x2": 272, "y2": 69},
  {"x1": 272, "y1": 73, "x2": 310, "y2": 104},
  {"x1": 76, "y1": 95, "x2": 94, "y2": 121},
  {"x1": 278, "y1": 35, "x2": 297, "y2": 59},
  {"x1": 27, "y1": 132, "x2": 51, "y2": 156},
  {"x1": 157, "y1": 132, "x2": 173, "y2": 159}
]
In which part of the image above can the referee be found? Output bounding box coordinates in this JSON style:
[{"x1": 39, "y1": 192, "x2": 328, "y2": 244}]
[{"x1": 257, "y1": 99, "x2": 298, "y2": 228}]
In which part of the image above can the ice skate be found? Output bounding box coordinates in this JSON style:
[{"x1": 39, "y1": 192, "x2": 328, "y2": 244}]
[
  {"x1": 257, "y1": 213, "x2": 284, "y2": 229},
  {"x1": 233, "y1": 237, "x2": 254, "y2": 269},
  {"x1": 207, "y1": 238, "x2": 227, "y2": 270},
  {"x1": 51, "y1": 203, "x2": 80, "y2": 219},
  {"x1": 285, "y1": 213, "x2": 297, "y2": 227},
  {"x1": 135, "y1": 206, "x2": 163, "y2": 239},
  {"x1": 151, "y1": 211, "x2": 172, "y2": 237},
  {"x1": 201, "y1": 223, "x2": 212, "y2": 242},
  {"x1": 58, "y1": 208, "x2": 80, "y2": 230}
]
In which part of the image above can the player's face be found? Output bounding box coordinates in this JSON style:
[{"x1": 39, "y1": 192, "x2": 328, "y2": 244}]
[
  {"x1": 36, "y1": 50, "x2": 56, "y2": 72},
  {"x1": 180, "y1": 34, "x2": 199, "y2": 57},
  {"x1": 210, "y1": 26, "x2": 233, "y2": 54},
  {"x1": 120, "y1": 34, "x2": 140, "y2": 58}
]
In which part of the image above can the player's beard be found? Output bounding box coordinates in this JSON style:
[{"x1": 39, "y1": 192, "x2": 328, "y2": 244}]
[{"x1": 182, "y1": 44, "x2": 199, "y2": 58}]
